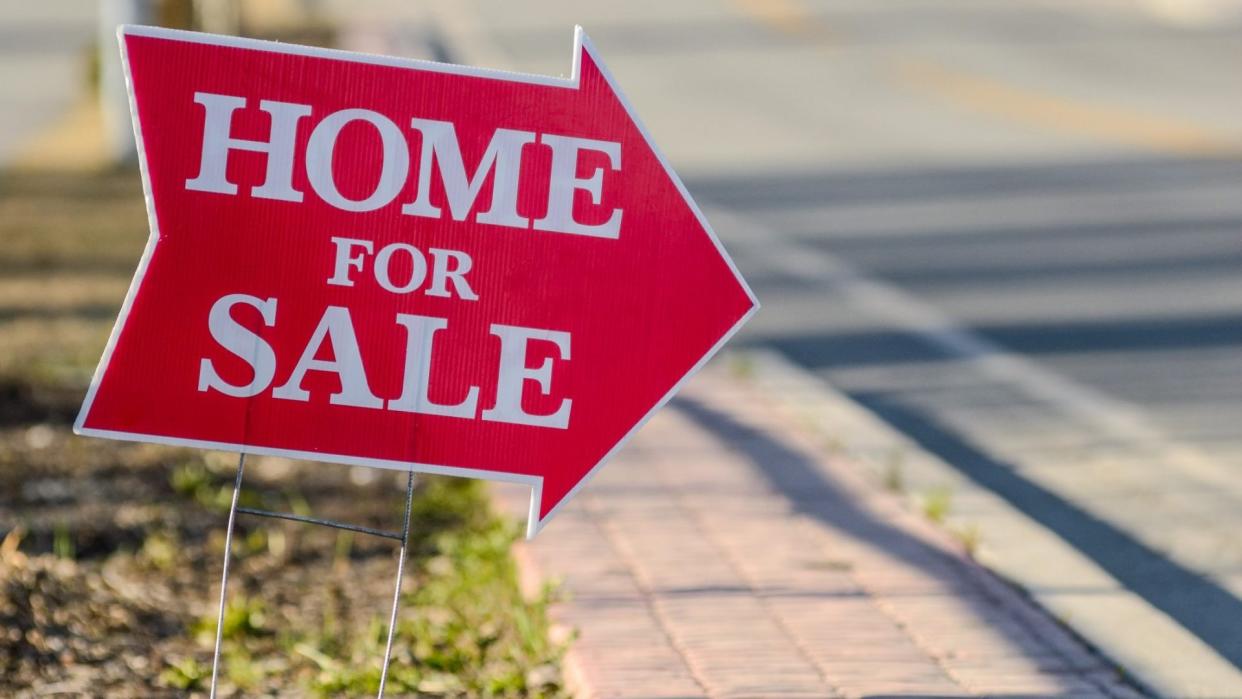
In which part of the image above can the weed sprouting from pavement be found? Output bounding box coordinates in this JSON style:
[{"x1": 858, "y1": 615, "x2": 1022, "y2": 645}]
[
  {"x1": 922, "y1": 486, "x2": 953, "y2": 523},
  {"x1": 728, "y1": 353, "x2": 755, "y2": 380},
  {"x1": 883, "y1": 449, "x2": 906, "y2": 493},
  {"x1": 953, "y1": 523, "x2": 982, "y2": 557}
]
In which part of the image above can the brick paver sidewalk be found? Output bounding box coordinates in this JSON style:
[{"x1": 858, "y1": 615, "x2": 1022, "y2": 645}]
[{"x1": 495, "y1": 359, "x2": 1145, "y2": 699}]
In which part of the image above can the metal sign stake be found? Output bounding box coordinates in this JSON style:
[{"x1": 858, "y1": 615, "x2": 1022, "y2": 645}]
[
  {"x1": 378, "y1": 468, "x2": 415, "y2": 697},
  {"x1": 209, "y1": 452, "x2": 246, "y2": 699},
  {"x1": 208, "y1": 452, "x2": 416, "y2": 698}
]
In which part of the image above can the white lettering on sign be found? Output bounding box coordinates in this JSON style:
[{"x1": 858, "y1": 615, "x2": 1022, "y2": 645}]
[
  {"x1": 388, "y1": 314, "x2": 480, "y2": 418},
  {"x1": 373, "y1": 243, "x2": 428, "y2": 294},
  {"x1": 327, "y1": 237, "x2": 373, "y2": 287},
  {"x1": 483, "y1": 324, "x2": 573, "y2": 428},
  {"x1": 534, "y1": 134, "x2": 622, "y2": 239},
  {"x1": 186, "y1": 92, "x2": 623, "y2": 238},
  {"x1": 197, "y1": 294, "x2": 278, "y2": 397},
  {"x1": 326, "y1": 237, "x2": 478, "y2": 300},
  {"x1": 197, "y1": 298, "x2": 573, "y2": 429},
  {"x1": 271, "y1": 306, "x2": 384, "y2": 409},
  {"x1": 427, "y1": 249, "x2": 477, "y2": 300},
  {"x1": 403, "y1": 119, "x2": 535, "y2": 228},
  {"x1": 305, "y1": 109, "x2": 410, "y2": 212},
  {"x1": 186, "y1": 93, "x2": 311, "y2": 202}
]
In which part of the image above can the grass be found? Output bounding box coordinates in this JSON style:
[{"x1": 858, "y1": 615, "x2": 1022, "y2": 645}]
[
  {"x1": 952, "y1": 523, "x2": 982, "y2": 558},
  {"x1": 0, "y1": 168, "x2": 567, "y2": 695},
  {"x1": 52, "y1": 521, "x2": 75, "y2": 560},
  {"x1": 303, "y1": 480, "x2": 564, "y2": 697},
  {"x1": 194, "y1": 477, "x2": 567, "y2": 697},
  {"x1": 160, "y1": 656, "x2": 211, "y2": 691},
  {"x1": 882, "y1": 448, "x2": 906, "y2": 493},
  {"x1": 0, "y1": 172, "x2": 144, "y2": 419},
  {"x1": 728, "y1": 353, "x2": 756, "y2": 380},
  {"x1": 921, "y1": 486, "x2": 954, "y2": 524}
]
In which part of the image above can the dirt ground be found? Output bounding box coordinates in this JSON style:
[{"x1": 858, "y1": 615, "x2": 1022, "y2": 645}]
[{"x1": 0, "y1": 170, "x2": 563, "y2": 697}]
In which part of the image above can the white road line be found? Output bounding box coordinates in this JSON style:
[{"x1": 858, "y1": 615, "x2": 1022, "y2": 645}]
[{"x1": 709, "y1": 205, "x2": 1242, "y2": 500}]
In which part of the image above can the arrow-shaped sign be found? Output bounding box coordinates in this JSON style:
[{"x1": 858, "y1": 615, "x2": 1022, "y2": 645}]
[{"x1": 76, "y1": 25, "x2": 757, "y2": 536}]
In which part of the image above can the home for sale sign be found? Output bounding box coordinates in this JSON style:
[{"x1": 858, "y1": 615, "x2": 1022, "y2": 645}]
[{"x1": 75, "y1": 25, "x2": 757, "y2": 536}]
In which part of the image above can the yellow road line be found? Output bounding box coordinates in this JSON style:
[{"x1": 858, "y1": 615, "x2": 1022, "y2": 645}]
[
  {"x1": 732, "y1": 0, "x2": 1240, "y2": 157},
  {"x1": 733, "y1": 0, "x2": 833, "y2": 42},
  {"x1": 892, "y1": 57, "x2": 1240, "y2": 157}
]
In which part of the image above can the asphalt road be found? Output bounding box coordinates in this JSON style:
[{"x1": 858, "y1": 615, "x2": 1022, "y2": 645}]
[{"x1": 453, "y1": 0, "x2": 1242, "y2": 675}]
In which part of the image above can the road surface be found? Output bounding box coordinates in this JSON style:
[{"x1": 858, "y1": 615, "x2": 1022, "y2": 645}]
[{"x1": 442, "y1": 0, "x2": 1242, "y2": 681}]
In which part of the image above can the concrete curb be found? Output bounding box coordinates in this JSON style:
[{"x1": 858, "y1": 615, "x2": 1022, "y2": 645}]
[
  {"x1": 742, "y1": 349, "x2": 1242, "y2": 699},
  {"x1": 508, "y1": 542, "x2": 594, "y2": 699}
]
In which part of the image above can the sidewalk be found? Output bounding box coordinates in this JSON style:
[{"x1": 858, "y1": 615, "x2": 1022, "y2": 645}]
[{"x1": 494, "y1": 357, "x2": 1144, "y2": 699}]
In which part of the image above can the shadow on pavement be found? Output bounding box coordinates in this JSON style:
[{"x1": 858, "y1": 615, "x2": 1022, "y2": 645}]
[
  {"x1": 689, "y1": 155, "x2": 1242, "y2": 210},
  {"x1": 851, "y1": 393, "x2": 1242, "y2": 670},
  {"x1": 764, "y1": 310, "x2": 1242, "y2": 370},
  {"x1": 671, "y1": 395, "x2": 1138, "y2": 694},
  {"x1": 689, "y1": 152, "x2": 1242, "y2": 673}
]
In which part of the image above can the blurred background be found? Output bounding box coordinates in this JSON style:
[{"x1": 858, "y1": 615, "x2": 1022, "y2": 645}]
[{"x1": 2, "y1": 0, "x2": 1241, "y2": 696}]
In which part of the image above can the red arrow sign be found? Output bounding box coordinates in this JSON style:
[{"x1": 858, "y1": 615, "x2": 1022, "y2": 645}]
[{"x1": 75, "y1": 25, "x2": 757, "y2": 536}]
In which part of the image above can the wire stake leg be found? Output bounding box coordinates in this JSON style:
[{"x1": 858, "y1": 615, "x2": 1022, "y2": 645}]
[
  {"x1": 205, "y1": 455, "x2": 414, "y2": 698},
  {"x1": 209, "y1": 452, "x2": 246, "y2": 699},
  {"x1": 377, "y1": 469, "x2": 416, "y2": 698}
]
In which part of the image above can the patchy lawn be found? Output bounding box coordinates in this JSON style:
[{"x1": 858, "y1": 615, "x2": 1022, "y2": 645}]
[{"x1": 0, "y1": 170, "x2": 566, "y2": 697}]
